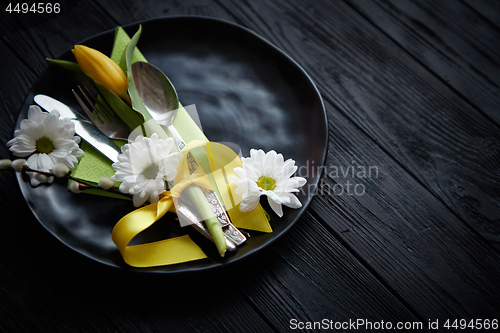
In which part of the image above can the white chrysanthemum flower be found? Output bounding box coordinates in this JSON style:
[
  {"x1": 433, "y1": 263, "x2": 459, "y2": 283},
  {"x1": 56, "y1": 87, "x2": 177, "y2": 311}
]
[
  {"x1": 111, "y1": 133, "x2": 181, "y2": 207},
  {"x1": 231, "y1": 149, "x2": 307, "y2": 217},
  {"x1": 7, "y1": 105, "x2": 84, "y2": 186}
]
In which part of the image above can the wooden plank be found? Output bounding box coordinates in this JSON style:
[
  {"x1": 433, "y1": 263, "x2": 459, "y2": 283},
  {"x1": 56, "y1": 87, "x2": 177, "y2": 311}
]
[
  {"x1": 346, "y1": 0, "x2": 500, "y2": 124},
  {"x1": 0, "y1": 40, "x2": 36, "y2": 141},
  {"x1": 89, "y1": 0, "x2": 238, "y2": 28},
  {"x1": 135, "y1": 291, "x2": 275, "y2": 333},
  {"x1": 0, "y1": 0, "x2": 118, "y2": 80},
  {"x1": 310, "y1": 98, "x2": 500, "y2": 320},
  {"x1": 0, "y1": 187, "x2": 274, "y2": 329},
  {"x1": 101, "y1": 270, "x2": 275, "y2": 333},
  {"x1": 239, "y1": 212, "x2": 422, "y2": 330},
  {"x1": 463, "y1": 0, "x2": 500, "y2": 29}
]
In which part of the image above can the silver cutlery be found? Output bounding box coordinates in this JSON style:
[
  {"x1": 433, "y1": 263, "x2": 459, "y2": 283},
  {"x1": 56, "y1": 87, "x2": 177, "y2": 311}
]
[
  {"x1": 72, "y1": 85, "x2": 130, "y2": 142},
  {"x1": 34, "y1": 94, "x2": 121, "y2": 163},
  {"x1": 132, "y1": 61, "x2": 247, "y2": 246},
  {"x1": 131, "y1": 61, "x2": 185, "y2": 150},
  {"x1": 69, "y1": 87, "x2": 237, "y2": 252}
]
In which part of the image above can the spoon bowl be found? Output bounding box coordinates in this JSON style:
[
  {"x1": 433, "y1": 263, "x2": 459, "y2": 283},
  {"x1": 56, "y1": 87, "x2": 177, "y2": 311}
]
[
  {"x1": 131, "y1": 61, "x2": 180, "y2": 126},
  {"x1": 132, "y1": 61, "x2": 186, "y2": 150}
]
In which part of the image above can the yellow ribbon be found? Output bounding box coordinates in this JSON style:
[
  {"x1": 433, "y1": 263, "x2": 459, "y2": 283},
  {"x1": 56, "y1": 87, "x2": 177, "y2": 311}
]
[{"x1": 111, "y1": 141, "x2": 272, "y2": 267}]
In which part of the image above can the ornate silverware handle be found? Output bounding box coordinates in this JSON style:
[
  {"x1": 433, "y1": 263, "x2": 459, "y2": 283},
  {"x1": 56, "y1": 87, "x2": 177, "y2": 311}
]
[
  {"x1": 167, "y1": 124, "x2": 186, "y2": 151},
  {"x1": 201, "y1": 188, "x2": 247, "y2": 246},
  {"x1": 183, "y1": 148, "x2": 247, "y2": 247},
  {"x1": 177, "y1": 203, "x2": 237, "y2": 252}
]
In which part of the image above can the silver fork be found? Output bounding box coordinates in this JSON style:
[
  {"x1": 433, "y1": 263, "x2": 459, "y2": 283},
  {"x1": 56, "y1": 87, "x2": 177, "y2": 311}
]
[{"x1": 72, "y1": 84, "x2": 130, "y2": 141}]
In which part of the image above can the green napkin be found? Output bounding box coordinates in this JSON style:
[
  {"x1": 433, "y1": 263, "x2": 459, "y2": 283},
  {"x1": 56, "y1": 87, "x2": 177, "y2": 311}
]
[{"x1": 70, "y1": 140, "x2": 128, "y2": 199}]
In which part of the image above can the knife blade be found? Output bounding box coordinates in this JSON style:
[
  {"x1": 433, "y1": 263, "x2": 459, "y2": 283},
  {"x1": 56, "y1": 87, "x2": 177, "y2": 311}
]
[{"x1": 34, "y1": 94, "x2": 120, "y2": 163}]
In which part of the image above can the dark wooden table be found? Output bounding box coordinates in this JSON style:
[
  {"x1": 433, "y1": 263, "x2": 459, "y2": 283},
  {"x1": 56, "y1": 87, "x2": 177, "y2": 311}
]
[{"x1": 1, "y1": 0, "x2": 499, "y2": 332}]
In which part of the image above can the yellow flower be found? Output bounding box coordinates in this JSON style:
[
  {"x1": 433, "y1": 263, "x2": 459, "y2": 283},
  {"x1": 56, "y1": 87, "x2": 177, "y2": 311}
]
[{"x1": 72, "y1": 45, "x2": 130, "y2": 103}]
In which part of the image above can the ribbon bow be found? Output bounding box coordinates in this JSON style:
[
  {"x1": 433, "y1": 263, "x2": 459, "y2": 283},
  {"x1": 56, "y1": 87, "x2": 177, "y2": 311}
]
[{"x1": 111, "y1": 141, "x2": 272, "y2": 267}]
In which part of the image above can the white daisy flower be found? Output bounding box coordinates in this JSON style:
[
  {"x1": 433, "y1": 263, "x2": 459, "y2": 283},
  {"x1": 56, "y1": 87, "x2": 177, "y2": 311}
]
[
  {"x1": 231, "y1": 149, "x2": 307, "y2": 217},
  {"x1": 111, "y1": 133, "x2": 181, "y2": 207},
  {"x1": 7, "y1": 105, "x2": 84, "y2": 186}
]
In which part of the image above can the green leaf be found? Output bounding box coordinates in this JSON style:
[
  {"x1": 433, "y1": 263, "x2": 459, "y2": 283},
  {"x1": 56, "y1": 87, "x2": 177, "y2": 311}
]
[
  {"x1": 111, "y1": 26, "x2": 147, "y2": 71},
  {"x1": 46, "y1": 58, "x2": 83, "y2": 73},
  {"x1": 124, "y1": 25, "x2": 152, "y2": 121}
]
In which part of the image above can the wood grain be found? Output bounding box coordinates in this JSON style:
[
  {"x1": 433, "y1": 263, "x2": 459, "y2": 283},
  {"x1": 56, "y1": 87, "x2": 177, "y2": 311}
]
[
  {"x1": 239, "y1": 212, "x2": 422, "y2": 330},
  {"x1": 463, "y1": 0, "x2": 500, "y2": 29},
  {"x1": 313, "y1": 98, "x2": 500, "y2": 320},
  {"x1": 346, "y1": 0, "x2": 500, "y2": 124}
]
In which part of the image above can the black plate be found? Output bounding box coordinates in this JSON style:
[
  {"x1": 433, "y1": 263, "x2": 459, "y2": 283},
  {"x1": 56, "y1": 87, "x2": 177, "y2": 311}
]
[{"x1": 15, "y1": 16, "x2": 327, "y2": 273}]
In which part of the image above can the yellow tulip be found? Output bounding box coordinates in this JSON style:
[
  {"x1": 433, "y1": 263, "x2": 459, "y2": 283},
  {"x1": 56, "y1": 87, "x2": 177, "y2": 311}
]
[{"x1": 72, "y1": 45, "x2": 131, "y2": 104}]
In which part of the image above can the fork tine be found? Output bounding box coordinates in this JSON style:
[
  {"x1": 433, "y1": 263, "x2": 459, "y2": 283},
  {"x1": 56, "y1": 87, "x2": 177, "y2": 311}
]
[
  {"x1": 72, "y1": 88, "x2": 102, "y2": 124},
  {"x1": 73, "y1": 83, "x2": 131, "y2": 141},
  {"x1": 78, "y1": 85, "x2": 111, "y2": 123},
  {"x1": 79, "y1": 85, "x2": 115, "y2": 123}
]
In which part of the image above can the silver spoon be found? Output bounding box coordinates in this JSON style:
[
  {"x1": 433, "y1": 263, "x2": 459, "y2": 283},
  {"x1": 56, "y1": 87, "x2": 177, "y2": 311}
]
[
  {"x1": 131, "y1": 61, "x2": 242, "y2": 252},
  {"x1": 131, "y1": 61, "x2": 186, "y2": 151}
]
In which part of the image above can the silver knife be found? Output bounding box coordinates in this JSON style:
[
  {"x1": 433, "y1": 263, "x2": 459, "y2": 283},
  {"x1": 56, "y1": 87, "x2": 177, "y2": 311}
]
[{"x1": 34, "y1": 95, "x2": 120, "y2": 163}]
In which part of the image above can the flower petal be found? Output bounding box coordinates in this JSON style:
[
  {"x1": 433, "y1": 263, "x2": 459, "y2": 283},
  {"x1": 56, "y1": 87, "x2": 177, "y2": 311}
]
[
  {"x1": 39, "y1": 153, "x2": 56, "y2": 170},
  {"x1": 267, "y1": 196, "x2": 283, "y2": 217},
  {"x1": 132, "y1": 192, "x2": 149, "y2": 207},
  {"x1": 232, "y1": 167, "x2": 247, "y2": 179},
  {"x1": 282, "y1": 193, "x2": 302, "y2": 209},
  {"x1": 239, "y1": 196, "x2": 260, "y2": 212}
]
